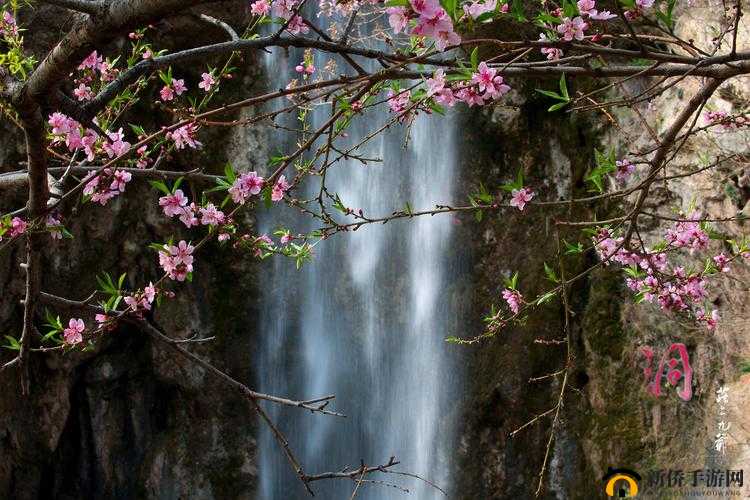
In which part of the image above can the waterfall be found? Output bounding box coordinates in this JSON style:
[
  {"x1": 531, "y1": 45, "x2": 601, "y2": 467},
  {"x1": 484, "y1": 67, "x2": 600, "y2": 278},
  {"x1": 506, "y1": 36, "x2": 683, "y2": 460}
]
[{"x1": 255, "y1": 17, "x2": 464, "y2": 498}]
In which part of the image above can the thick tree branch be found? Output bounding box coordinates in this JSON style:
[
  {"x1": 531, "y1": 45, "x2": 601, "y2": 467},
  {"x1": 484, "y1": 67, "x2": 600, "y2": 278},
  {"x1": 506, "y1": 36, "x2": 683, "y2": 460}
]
[{"x1": 38, "y1": 0, "x2": 105, "y2": 16}]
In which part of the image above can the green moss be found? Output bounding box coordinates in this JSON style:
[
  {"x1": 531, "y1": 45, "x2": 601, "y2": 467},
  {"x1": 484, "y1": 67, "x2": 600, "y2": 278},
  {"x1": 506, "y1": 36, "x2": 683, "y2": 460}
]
[{"x1": 582, "y1": 267, "x2": 627, "y2": 361}]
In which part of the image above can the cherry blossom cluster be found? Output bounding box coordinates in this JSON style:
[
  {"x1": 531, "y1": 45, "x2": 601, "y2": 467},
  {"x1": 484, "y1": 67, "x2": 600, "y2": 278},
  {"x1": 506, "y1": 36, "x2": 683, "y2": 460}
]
[
  {"x1": 535, "y1": 0, "x2": 651, "y2": 61},
  {"x1": 394, "y1": 62, "x2": 511, "y2": 119},
  {"x1": 615, "y1": 158, "x2": 635, "y2": 182},
  {"x1": 63, "y1": 318, "x2": 85, "y2": 345},
  {"x1": 46, "y1": 213, "x2": 64, "y2": 240},
  {"x1": 166, "y1": 123, "x2": 202, "y2": 150},
  {"x1": 124, "y1": 282, "x2": 157, "y2": 314},
  {"x1": 705, "y1": 110, "x2": 750, "y2": 130},
  {"x1": 0, "y1": 10, "x2": 18, "y2": 37},
  {"x1": 159, "y1": 189, "x2": 228, "y2": 229},
  {"x1": 592, "y1": 214, "x2": 747, "y2": 330},
  {"x1": 387, "y1": 0, "x2": 461, "y2": 51},
  {"x1": 83, "y1": 168, "x2": 133, "y2": 205},
  {"x1": 623, "y1": 0, "x2": 656, "y2": 20},
  {"x1": 249, "y1": 0, "x2": 309, "y2": 35},
  {"x1": 73, "y1": 51, "x2": 118, "y2": 101},
  {"x1": 502, "y1": 288, "x2": 522, "y2": 314},
  {"x1": 158, "y1": 240, "x2": 195, "y2": 281},
  {"x1": 48, "y1": 113, "x2": 132, "y2": 161},
  {"x1": 229, "y1": 171, "x2": 265, "y2": 204},
  {"x1": 0, "y1": 216, "x2": 26, "y2": 241},
  {"x1": 160, "y1": 77, "x2": 187, "y2": 101}
]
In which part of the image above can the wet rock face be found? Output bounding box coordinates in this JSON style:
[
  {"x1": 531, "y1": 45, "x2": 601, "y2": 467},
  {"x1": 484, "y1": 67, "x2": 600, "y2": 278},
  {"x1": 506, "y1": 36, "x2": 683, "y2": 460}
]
[
  {"x1": 454, "y1": 3, "x2": 750, "y2": 498},
  {"x1": 0, "y1": 4, "x2": 265, "y2": 499}
]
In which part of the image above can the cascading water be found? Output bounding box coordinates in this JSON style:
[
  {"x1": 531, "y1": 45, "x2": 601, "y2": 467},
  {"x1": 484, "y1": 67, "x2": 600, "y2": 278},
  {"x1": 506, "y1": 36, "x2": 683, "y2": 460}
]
[{"x1": 255, "y1": 13, "x2": 464, "y2": 498}]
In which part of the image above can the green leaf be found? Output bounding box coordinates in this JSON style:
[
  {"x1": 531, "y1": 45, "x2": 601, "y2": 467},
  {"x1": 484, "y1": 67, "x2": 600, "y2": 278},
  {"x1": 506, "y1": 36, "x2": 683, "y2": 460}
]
[
  {"x1": 3, "y1": 335, "x2": 20, "y2": 350},
  {"x1": 536, "y1": 89, "x2": 565, "y2": 101},
  {"x1": 384, "y1": 0, "x2": 409, "y2": 5},
  {"x1": 172, "y1": 177, "x2": 184, "y2": 193},
  {"x1": 470, "y1": 47, "x2": 479, "y2": 71},
  {"x1": 148, "y1": 180, "x2": 171, "y2": 195},
  {"x1": 559, "y1": 74, "x2": 569, "y2": 100},
  {"x1": 563, "y1": 239, "x2": 584, "y2": 254},
  {"x1": 510, "y1": 0, "x2": 526, "y2": 21},
  {"x1": 544, "y1": 262, "x2": 559, "y2": 283},
  {"x1": 224, "y1": 162, "x2": 236, "y2": 183},
  {"x1": 536, "y1": 291, "x2": 557, "y2": 305},
  {"x1": 548, "y1": 101, "x2": 569, "y2": 112}
]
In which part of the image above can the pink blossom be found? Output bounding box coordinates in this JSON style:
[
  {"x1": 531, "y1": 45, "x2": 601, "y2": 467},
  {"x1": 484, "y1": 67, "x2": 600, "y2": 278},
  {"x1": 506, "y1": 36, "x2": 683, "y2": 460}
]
[
  {"x1": 144, "y1": 282, "x2": 157, "y2": 303},
  {"x1": 81, "y1": 130, "x2": 98, "y2": 161},
  {"x1": 103, "y1": 128, "x2": 131, "y2": 158},
  {"x1": 159, "y1": 189, "x2": 189, "y2": 217},
  {"x1": 286, "y1": 15, "x2": 309, "y2": 35},
  {"x1": 136, "y1": 145, "x2": 150, "y2": 168},
  {"x1": 463, "y1": 0, "x2": 496, "y2": 19},
  {"x1": 49, "y1": 112, "x2": 76, "y2": 135},
  {"x1": 510, "y1": 187, "x2": 534, "y2": 211},
  {"x1": 295, "y1": 62, "x2": 315, "y2": 75},
  {"x1": 218, "y1": 233, "x2": 230, "y2": 242},
  {"x1": 172, "y1": 79, "x2": 187, "y2": 95},
  {"x1": 410, "y1": 0, "x2": 440, "y2": 15},
  {"x1": 159, "y1": 240, "x2": 195, "y2": 281},
  {"x1": 387, "y1": 7, "x2": 409, "y2": 34},
  {"x1": 199, "y1": 203, "x2": 225, "y2": 225},
  {"x1": 99, "y1": 61, "x2": 116, "y2": 81},
  {"x1": 179, "y1": 203, "x2": 200, "y2": 228},
  {"x1": 557, "y1": 16, "x2": 588, "y2": 41},
  {"x1": 280, "y1": 233, "x2": 293, "y2": 245},
  {"x1": 46, "y1": 214, "x2": 63, "y2": 240},
  {"x1": 198, "y1": 72, "x2": 216, "y2": 91},
  {"x1": 539, "y1": 33, "x2": 563, "y2": 60},
  {"x1": 426, "y1": 68, "x2": 446, "y2": 96},
  {"x1": 577, "y1": 0, "x2": 596, "y2": 16},
  {"x1": 387, "y1": 89, "x2": 412, "y2": 118},
  {"x1": 251, "y1": 0, "x2": 271, "y2": 15},
  {"x1": 160, "y1": 85, "x2": 175, "y2": 101},
  {"x1": 713, "y1": 253, "x2": 730, "y2": 272},
  {"x1": 109, "y1": 170, "x2": 132, "y2": 192},
  {"x1": 636, "y1": 0, "x2": 654, "y2": 8},
  {"x1": 78, "y1": 51, "x2": 103, "y2": 70},
  {"x1": 95, "y1": 313, "x2": 110, "y2": 327},
  {"x1": 456, "y1": 87, "x2": 485, "y2": 107},
  {"x1": 168, "y1": 123, "x2": 202, "y2": 150},
  {"x1": 63, "y1": 318, "x2": 85, "y2": 345},
  {"x1": 411, "y1": 4, "x2": 461, "y2": 51},
  {"x1": 696, "y1": 308, "x2": 719, "y2": 330},
  {"x1": 502, "y1": 288, "x2": 523, "y2": 314},
  {"x1": 142, "y1": 49, "x2": 153, "y2": 59},
  {"x1": 9, "y1": 217, "x2": 26, "y2": 238},
  {"x1": 426, "y1": 69, "x2": 457, "y2": 107},
  {"x1": 74, "y1": 83, "x2": 93, "y2": 101},
  {"x1": 589, "y1": 10, "x2": 617, "y2": 20},
  {"x1": 229, "y1": 171, "x2": 265, "y2": 204},
  {"x1": 471, "y1": 62, "x2": 511, "y2": 99},
  {"x1": 271, "y1": 175, "x2": 291, "y2": 202},
  {"x1": 615, "y1": 158, "x2": 635, "y2": 181},
  {"x1": 0, "y1": 11, "x2": 18, "y2": 36},
  {"x1": 665, "y1": 215, "x2": 709, "y2": 253},
  {"x1": 254, "y1": 234, "x2": 274, "y2": 256}
]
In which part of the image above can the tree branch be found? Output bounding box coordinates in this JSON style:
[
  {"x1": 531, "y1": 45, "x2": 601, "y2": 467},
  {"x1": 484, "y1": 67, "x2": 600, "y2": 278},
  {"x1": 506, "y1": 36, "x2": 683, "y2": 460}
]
[{"x1": 38, "y1": 0, "x2": 105, "y2": 16}]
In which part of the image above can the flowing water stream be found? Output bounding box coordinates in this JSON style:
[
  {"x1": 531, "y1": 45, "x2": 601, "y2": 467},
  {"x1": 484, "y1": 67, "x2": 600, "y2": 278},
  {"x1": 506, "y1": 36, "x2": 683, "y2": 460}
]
[{"x1": 255, "y1": 20, "x2": 464, "y2": 498}]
